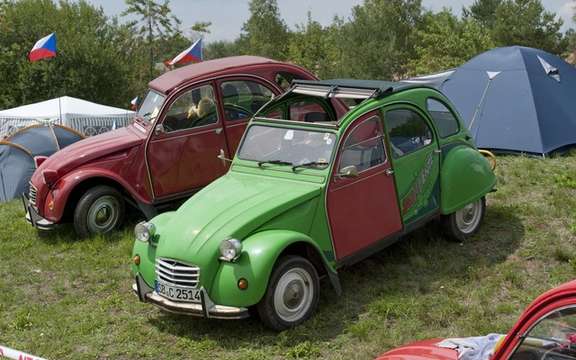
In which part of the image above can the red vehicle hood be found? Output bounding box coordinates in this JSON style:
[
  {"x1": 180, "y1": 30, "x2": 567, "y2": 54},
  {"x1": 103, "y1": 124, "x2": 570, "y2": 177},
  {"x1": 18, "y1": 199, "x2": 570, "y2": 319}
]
[
  {"x1": 34, "y1": 124, "x2": 146, "y2": 180},
  {"x1": 376, "y1": 339, "x2": 457, "y2": 360}
]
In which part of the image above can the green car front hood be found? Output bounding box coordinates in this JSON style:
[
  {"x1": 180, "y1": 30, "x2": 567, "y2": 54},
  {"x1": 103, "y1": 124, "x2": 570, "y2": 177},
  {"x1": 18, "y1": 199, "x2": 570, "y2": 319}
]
[{"x1": 153, "y1": 171, "x2": 323, "y2": 273}]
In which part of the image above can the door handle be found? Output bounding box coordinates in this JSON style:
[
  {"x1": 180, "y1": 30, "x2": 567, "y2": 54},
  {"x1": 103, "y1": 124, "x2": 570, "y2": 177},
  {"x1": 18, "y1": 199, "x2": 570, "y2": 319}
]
[
  {"x1": 385, "y1": 168, "x2": 394, "y2": 176},
  {"x1": 215, "y1": 128, "x2": 223, "y2": 135}
]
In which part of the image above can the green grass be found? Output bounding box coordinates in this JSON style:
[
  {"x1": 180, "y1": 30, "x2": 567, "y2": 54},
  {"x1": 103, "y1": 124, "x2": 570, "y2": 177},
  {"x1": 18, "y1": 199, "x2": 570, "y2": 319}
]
[{"x1": 1, "y1": 153, "x2": 575, "y2": 359}]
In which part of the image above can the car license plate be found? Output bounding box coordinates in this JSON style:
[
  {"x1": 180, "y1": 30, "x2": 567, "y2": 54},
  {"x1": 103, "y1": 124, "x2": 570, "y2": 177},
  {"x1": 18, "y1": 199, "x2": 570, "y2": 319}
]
[{"x1": 155, "y1": 280, "x2": 201, "y2": 303}]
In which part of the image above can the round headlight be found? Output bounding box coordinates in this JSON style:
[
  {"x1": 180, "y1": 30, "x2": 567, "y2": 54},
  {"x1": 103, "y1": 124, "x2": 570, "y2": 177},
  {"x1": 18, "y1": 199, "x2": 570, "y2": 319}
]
[
  {"x1": 135, "y1": 221, "x2": 156, "y2": 242},
  {"x1": 219, "y1": 238, "x2": 242, "y2": 261}
]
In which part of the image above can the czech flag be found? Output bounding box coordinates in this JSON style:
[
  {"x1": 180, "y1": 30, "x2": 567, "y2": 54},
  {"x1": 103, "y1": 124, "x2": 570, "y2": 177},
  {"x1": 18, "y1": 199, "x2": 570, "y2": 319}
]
[
  {"x1": 29, "y1": 33, "x2": 57, "y2": 62},
  {"x1": 168, "y1": 39, "x2": 203, "y2": 66}
]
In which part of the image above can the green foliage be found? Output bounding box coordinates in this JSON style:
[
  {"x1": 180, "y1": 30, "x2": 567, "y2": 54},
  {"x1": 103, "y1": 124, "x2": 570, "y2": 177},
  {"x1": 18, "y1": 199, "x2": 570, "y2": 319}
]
[
  {"x1": 205, "y1": 40, "x2": 243, "y2": 60},
  {"x1": 463, "y1": 0, "x2": 502, "y2": 28},
  {"x1": 241, "y1": 0, "x2": 290, "y2": 60},
  {"x1": 463, "y1": 0, "x2": 566, "y2": 54},
  {"x1": 122, "y1": 0, "x2": 180, "y2": 39},
  {"x1": 0, "y1": 0, "x2": 145, "y2": 109},
  {"x1": 122, "y1": 0, "x2": 181, "y2": 77},
  {"x1": 490, "y1": 0, "x2": 565, "y2": 53},
  {"x1": 287, "y1": 13, "x2": 338, "y2": 78},
  {"x1": 407, "y1": 10, "x2": 494, "y2": 76},
  {"x1": 337, "y1": 0, "x2": 423, "y2": 79}
]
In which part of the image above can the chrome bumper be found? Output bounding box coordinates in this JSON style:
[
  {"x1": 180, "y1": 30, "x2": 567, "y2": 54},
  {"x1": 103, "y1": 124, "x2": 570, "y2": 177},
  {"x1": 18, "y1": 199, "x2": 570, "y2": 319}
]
[
  {"x1": 132, "y1": 275, "x2": 249, "y2": 320},
  {"x1": 22, "y1": 194, "x2": 55, "y2": 231}
]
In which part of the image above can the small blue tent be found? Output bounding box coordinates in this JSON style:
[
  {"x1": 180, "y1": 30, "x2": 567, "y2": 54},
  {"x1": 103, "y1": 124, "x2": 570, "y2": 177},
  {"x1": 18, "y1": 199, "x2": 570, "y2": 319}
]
[
  {"x1": 439, "y1": 46, "x2": 576, "y2": 155},
  {"x1": 0, "y1": 125, "x2": 83, "y2": 202}
]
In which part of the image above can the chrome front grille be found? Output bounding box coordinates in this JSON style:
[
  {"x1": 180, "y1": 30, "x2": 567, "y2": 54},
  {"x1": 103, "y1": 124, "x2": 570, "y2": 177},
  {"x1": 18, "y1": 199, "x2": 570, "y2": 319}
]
[
  {"x1": 155, "y1": 258, "x2": 200, "y2": 288},
  {"x1": 28, "y1": 183, "x2": 37, "y2": 206}
]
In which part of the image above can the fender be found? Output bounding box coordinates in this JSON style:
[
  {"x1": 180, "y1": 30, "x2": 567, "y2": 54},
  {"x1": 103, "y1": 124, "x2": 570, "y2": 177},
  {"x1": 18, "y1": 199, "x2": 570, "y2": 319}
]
[
  {"x1": 132, "y1": 211, "x2": 176, "y2": 281},
  {"x1": 43, "y1": 167, "x2": 151, "y2": 222},
  {"x1": 208, "y1": 229, "x2": 338, "y2": 308},
  {"x1": 440, "y1": 145, "x2": 496, "y2": 214}
]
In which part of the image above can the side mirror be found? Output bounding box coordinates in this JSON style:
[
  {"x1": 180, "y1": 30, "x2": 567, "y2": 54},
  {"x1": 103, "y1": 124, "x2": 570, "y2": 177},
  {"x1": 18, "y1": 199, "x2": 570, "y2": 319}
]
[
  {"x1": 154, "y1": 124, "x2": 165, "y2": 136},
  {"x1": 218, "y1": 149, "x2": 232, "y2": 164},
  {"x1": 338, "y1": 165, "x2": 358, "y2": 178}
]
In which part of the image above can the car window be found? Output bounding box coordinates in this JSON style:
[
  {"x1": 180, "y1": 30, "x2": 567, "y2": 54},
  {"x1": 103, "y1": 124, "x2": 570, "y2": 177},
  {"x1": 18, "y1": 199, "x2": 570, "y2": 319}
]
[
  {"x1": 385, "y1": 109, "x2": 433, "y2": 159},
  {"x1": 137, "y1": 90, "x2": 165, "y2": 123},
  {"x1": 510, "y1": 306, "x2": 576, "y2": 360},
  {"x1": 426, "y1": 98, "x2": 459, "y2": 138},
  {"x1": 163, "y1": 84, "x2": 217, "y2": 132},
  {"x1": 339, "y1": 116, "x2": 386, "y2": 173},
  {"x1": 289, "y1": 100, "x2": 330, "y2": 123},
  {"x1": 221, "y1": 80, "x2": 274, "y2": 121},
  {"x1": 238, "y1": 125, "x2": 336, "y2": 167}
]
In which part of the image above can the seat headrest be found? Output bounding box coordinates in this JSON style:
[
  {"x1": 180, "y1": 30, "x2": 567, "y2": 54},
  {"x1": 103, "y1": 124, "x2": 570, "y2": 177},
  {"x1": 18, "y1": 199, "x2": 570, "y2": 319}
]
[{"x1": 222, "y1": 84, "x2": 239, "y2": 99}]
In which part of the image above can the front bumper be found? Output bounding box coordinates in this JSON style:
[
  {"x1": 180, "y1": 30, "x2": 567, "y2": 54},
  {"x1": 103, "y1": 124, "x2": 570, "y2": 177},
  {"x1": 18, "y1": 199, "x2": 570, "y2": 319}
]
[
  {"x1": 133, "y1": 275, "x2": 249, "y2": 320},
  {"x1": 22, "y1": 194, "x2": 55, "y2": 231}
]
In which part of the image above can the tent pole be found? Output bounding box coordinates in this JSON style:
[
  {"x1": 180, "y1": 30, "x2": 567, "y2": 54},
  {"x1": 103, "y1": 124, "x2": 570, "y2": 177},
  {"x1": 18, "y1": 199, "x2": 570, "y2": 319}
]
[{"x1": 469, "y1": 78, "x2": 493, "y2": 136}]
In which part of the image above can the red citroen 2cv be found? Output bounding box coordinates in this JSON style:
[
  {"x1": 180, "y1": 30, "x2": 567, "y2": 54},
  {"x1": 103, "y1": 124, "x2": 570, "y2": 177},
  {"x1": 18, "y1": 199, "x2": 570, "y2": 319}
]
[
  {"x1": 23, "y1": 56, "x2": 316, "y2": 237},
  {"x1": 377, "y1": 280, "x2": 576, "y2": 360}
]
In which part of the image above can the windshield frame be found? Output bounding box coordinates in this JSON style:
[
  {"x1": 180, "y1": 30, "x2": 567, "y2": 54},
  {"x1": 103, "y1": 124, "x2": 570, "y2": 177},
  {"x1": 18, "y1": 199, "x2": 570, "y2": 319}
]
[
  {"x1": 235, "y1": 122, "x2": 339, "y2": 173},
  {"x1": 137, "y1": 89, "x2": 166, "y2": 124}
]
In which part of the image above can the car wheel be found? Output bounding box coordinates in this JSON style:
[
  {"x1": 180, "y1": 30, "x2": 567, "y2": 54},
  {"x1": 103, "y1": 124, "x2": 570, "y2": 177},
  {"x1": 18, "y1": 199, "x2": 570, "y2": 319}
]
[
  {"x1": 74, "y1": 185, "x2": 125, "y2": 237},
  {"x1": 442, "y1": 197, "x2": 486, "y2": 242},
  {"x1": 257, "y1": 256, "x2": 319, "y2": 331}
]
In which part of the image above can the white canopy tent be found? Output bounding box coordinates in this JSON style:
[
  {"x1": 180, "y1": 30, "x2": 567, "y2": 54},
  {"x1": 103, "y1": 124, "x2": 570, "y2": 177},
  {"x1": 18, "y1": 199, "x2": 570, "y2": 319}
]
[{"x1": 0, "y1": 96, "x2": 135, "y2": 138}]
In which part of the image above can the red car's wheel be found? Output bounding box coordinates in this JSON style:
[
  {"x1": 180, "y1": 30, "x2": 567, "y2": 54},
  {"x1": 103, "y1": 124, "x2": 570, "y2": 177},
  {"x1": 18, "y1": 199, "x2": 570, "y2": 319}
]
[{"x1": 73, "y1": 185, "x2": 125, "y2": 237}]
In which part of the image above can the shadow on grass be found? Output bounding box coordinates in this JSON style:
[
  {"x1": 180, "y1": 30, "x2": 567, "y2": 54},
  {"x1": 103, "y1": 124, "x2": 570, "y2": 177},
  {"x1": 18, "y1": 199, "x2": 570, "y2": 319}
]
[
  {"x1": 147, "y1": 203, "x2": 524, "y2": 349},
  {"x1": 35, "y1": 216, "x2": 140, "y2": 245}
]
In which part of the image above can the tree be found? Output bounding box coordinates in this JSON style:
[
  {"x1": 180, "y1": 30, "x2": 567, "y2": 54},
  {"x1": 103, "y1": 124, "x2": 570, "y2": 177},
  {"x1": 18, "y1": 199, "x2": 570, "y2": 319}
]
[
  {"x1": 407, "y1": 10, "x2": 494, "y2": 76},
  {"x1": 337, "y1": 0, "x2": 423, "y2": 80},
  {"x1": 122, "y1": 0, "x2": 180, "y2": 78},
  {"x1": 463, "y1": 0, "x2": 502, "y2": 28},
  {"x1": 491, "y1": 0, "x2": 565, "y2": 54},
  {"x1": 204, "y1": 40, "x2": 242, "y2": 60},
  {"x1": 0, "y1": 0, "x2": 148, "y2": 109},
  {"x1": 241, "y1": 0, "x2": 290, "y2": 59},
  {"x1": 288, "y1": 13, "x2": 335, "y2": 78}
]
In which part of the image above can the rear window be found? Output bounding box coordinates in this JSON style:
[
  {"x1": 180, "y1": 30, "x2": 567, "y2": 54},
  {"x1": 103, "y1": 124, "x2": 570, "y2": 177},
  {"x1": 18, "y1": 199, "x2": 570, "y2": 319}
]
[{"x1": 426, "y1": 98, "x2": 459, "y2": 138}]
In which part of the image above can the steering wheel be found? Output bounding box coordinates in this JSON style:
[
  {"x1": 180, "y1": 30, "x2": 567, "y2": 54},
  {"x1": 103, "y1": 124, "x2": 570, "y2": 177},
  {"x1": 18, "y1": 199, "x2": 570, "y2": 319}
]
[{"x1": 224, "y1": 103, "x2": 253, "y2": 120}]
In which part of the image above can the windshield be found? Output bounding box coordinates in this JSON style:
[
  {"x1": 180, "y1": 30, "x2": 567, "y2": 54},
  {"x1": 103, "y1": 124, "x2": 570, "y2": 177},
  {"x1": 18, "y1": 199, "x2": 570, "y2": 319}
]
[
  {"x1": 238, "y1": 125, "x2": 337, "y2": 169},
  {"x1": 138, "y1": 90, "x2": 165, "y2": 122}
]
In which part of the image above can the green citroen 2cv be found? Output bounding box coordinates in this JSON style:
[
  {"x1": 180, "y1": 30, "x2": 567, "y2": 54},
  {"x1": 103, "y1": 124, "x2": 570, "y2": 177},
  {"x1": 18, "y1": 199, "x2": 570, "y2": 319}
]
[{"x1": 131, "y1": 79, "x2": 496, "y2": 330}]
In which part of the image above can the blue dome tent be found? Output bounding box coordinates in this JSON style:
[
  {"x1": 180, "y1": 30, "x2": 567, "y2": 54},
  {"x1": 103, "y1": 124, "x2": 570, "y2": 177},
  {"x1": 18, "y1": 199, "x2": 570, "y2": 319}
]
[
  {"x1": 0, "y1": 125, "x2": 83, "y2": 202},
  {"x1": 439, "y1": 46, "x2": 576, "y2": 155}
]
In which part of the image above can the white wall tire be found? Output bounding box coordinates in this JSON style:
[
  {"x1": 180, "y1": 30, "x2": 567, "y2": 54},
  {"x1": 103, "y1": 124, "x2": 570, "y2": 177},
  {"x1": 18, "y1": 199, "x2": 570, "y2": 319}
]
[
  {"x1": 442, "y1": 197, "x2": 486, "y2": 242},
  {"x1": 257, "y1": 256, "x2": 319, "y2": 331}
]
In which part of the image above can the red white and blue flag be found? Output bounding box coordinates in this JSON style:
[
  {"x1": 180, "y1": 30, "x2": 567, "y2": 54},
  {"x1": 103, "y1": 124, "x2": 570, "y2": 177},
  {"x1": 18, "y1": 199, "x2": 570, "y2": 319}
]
[
  {"x1": 168, "y1": 38, "x2": 203, "y2": 66},
  {"x1": 29, "y1": 33, "x2": 57, "y2": 62}
]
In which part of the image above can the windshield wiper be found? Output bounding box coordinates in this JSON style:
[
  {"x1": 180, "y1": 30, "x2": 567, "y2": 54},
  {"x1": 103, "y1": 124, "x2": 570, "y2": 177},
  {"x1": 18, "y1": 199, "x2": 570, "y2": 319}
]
[
  {"x1": 292, "y1": 161, "x2": 329, "y2": 172},
  {"x1": 257, "y1": 159, "x2": 293, "y2": 168}
]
